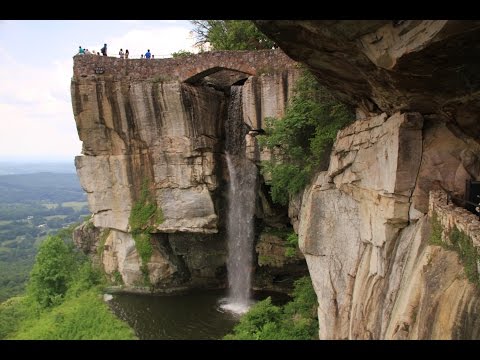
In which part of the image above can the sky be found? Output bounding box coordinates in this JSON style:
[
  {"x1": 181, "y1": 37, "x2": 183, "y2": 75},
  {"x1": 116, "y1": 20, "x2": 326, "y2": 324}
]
[{"x1": 0, "y1": 20, "x2": 198, "y2": 162}]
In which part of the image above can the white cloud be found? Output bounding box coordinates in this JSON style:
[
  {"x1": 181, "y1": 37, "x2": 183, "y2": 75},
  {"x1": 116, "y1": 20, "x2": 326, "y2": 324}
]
[
  {"x1": 0, "y1": 47, "x2": 81, "y2": 160},
  {"x1": 84, "y1": 25, "x2": 197, "y2": 59},
  {"x1": 0, "y1": 21, "x2": 197, "y2": 161}
]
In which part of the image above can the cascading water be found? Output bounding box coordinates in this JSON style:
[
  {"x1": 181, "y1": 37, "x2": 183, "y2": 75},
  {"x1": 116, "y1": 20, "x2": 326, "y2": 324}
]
[{"x1": 220, "y1": 86, "x2": 258, "y2": 315}]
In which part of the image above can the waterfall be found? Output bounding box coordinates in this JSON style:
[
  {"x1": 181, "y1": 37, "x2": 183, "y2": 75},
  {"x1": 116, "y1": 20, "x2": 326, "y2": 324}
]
[{"x1": 221, "y1": 86, "x2": 257, "y2": 314}]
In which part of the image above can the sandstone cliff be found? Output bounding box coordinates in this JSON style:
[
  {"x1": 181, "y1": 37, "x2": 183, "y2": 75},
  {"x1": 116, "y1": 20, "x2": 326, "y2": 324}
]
[
  {"x1": 71, "y1": 50, "x2": 305, "y2": 290},
  {"x1": 255, "y1": 20, "x2": 480, "y2": 339}
]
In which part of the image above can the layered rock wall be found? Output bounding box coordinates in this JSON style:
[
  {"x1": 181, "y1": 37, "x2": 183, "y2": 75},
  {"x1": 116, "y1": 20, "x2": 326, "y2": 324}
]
[
  {"x1": 72, "y1": 51, "x2": 302, "y2": 290},
  {"x1": 255, "y1": 19, "x2": 480, "y2": 339},
  {"x1": 298, "y1": 112, "x2": 480, "y2": 339}
]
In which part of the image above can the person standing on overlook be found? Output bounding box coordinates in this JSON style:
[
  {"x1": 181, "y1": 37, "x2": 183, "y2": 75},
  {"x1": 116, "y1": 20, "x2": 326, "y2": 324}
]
[
  {"x1": 145, "y1": 49, "x2": 151, "y2": 59},
  {"x1": 125, "y1": 49, "x2": 129, "y2": 59},
  {"x1": 101, "y1": 43, "x2": 107, "y2": 56}
]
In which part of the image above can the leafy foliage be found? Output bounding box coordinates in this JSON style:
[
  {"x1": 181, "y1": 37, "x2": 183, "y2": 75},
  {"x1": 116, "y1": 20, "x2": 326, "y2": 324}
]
[
  {"x1": 128, "y1": 179, "x2": 163, "y2": 283},
  {"x1": 0, "y1": 172, "x2": 89, "y2": 302},
  {"x1": 258, "y1": 70, "x2": 355, "y2": 205},
  {"x1": 190, "y1": 20, "x2": 275, "y2": 51},
  {"x1": 8, "y1": 289, "x2": 136, "y2": 340},
  {"x1": 284, "y1": 231, "x2": 299, "y2": 258},
  {"x1": 26, "y1": 235, "x2": 75, "y2": 308},
  {"x1": 224, "y1": 276, "x2": 318, "y2": 340},
  {"x1": 0, "y1": 296, "x2": 33, "y2": 339},
  {"x1": 171, "y1": 49, "x2": 194, "y2": 58},
  {"x1": 429, "y1": 212, "x2": 443, "y2": 246},
  {"x1": 429, "y1": 212, "x2": 480, "y2": 286},
  {"x1": 129, "y1": 180, "x2": 158, "y2": 233},
  {"x1": 0, "y1": 232, "x2": 135, "y2": 340},
  {"x1": 449, "y1": 227, "x2": 479, "y2": 284}
]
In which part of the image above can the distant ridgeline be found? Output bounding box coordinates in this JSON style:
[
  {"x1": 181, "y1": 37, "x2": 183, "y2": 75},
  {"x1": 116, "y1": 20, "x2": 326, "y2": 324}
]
[
  {"x1": 0, "y1": 161, "x2": 76, "y2": 175},
  {"x1": 0, "y1": 170, "x2": 89, "y2": 302}
]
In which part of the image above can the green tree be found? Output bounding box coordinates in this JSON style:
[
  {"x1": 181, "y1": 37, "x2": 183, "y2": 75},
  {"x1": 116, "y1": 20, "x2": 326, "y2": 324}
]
[
  {"x1": 259, "y1": 70, "x2": 355, "y2": 205},
  {"x1": 190, "y1": 20, "x2": 276, "y2": 51},
  {"x1": 171, "y1": 49, "x2": 194, "y2": 58},
  {"x1": 225, "y1": 276, "x2": 318, "y2": 340},
  {"x1": 27, "y1": 235, "x2": 74, "y2": 307}
]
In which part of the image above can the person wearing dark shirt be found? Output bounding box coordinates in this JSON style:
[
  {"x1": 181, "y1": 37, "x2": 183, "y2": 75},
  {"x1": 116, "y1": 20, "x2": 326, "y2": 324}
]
[
  {"x1": 101, "y1": 43, "x2": 107, "y2": 56},
  {"x1": 145, "y1": 49, "x2": 151, "y2": 59}
]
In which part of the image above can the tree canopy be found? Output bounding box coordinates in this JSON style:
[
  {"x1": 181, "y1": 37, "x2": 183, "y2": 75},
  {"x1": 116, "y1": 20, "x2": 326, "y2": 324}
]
[{"x1": 190, "y1": 20, "x2": 276, "y2": 51}]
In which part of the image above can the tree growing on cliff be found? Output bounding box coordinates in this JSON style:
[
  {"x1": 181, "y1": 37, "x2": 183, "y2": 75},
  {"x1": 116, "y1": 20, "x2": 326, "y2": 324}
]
[
  {"x1": 258, "y1": 70, "x2": 355, "y2": 205},
  {"x1": 190, "y1": 20, "x2": 276, "y2": 51}
]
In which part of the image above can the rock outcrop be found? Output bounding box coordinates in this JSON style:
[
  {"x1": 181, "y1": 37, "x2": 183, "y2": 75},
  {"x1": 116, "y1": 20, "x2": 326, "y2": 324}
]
[
  {"x1": 71, "y1": 50, "x2": 304, "y2": 290},
  {"x1": 298, "y1": 112, "x2": 480, "y2": 339},
  {"x1": 254, "y1": 19, "x2": 480, "y2": 339},
  {"x1": 255, "y1": 20, "x2": 480, "y2": 137}
]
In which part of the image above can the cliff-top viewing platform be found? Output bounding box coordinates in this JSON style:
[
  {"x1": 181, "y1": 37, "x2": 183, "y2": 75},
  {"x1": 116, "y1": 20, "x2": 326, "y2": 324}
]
[{"x1": 72, "y1": 49, "x2": 298, "y2": 83}]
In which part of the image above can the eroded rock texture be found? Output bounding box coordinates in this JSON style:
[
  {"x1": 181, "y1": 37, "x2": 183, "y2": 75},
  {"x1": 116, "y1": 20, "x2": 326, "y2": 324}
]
[
  {"x1": 255, "y1": 19, "x2": 480, "y2": 339},
  {"x1": 72, "y1": 51, "x2": 303, "y2": 291},
  {"x1": 255, "y1": 20, "x2": 480, "y2": 137},
  {"x1": 298, "y1": 112, "x2": 480, "y2": 339}
]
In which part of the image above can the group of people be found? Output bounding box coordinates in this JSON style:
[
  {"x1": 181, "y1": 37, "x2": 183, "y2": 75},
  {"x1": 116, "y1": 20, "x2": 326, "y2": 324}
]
[
  {"x1": 118, "y1": 48, "x2": 130, "y2": 59},
  {"x1": 77, "y1": 44, "x2": 108, "y2": 56},
  {"x1": 77, "y1": 44, "x2": 155, "y2": 59},
  {"x1": 77, "y1": 46, "x2": 98, "y2": 55}
]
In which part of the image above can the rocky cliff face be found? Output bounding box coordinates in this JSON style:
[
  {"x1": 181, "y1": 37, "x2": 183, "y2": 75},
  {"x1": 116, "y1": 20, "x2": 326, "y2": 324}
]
[
  {"x1": 298, "y1": 112, "x2": 480, "y2": 339},
  {"x1": 255, "y1": 20, "x2": 480, "y2": 136},
  {"x1": 71, "y1": 51, "x2": 304, "y2": 290},
  {"x1": 255, "y1": 20, "x2": 480, "y2": 339}
]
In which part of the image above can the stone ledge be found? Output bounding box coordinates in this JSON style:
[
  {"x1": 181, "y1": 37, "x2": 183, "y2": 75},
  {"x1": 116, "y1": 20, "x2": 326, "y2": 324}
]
[{"x1": 428, "y1": 189, "x2": 480, "y2": 246}]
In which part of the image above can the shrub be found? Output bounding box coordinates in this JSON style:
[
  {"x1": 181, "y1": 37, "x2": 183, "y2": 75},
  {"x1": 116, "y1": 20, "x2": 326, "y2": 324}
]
[
  {"x1": 258, "y1": 70, "x2": 354, "y2": 205},
  {"x1": 429, "y1": 212, "x2": 480, "y2": 286},
  {"x1": 27, "y1": 235, "x2": 75, "y2": 308},
  {"x1": 449, "y1": 227, "x2": 479, "y2": 284},
  {"x1": 171, "y1": 50, "x2": 194, "y2": 58},
  {"x1": 128, "y1": 179, "x2": 163, "y2": 283},
  {"x1": 9, "y1": 289, "x2": 136, "y2": 340},
  {"x1": 429, "y1": 212, "x2": 443, "y2": 246},
  {"x1": 225, "y1": 276, "x2": 318, "y2": 340}
]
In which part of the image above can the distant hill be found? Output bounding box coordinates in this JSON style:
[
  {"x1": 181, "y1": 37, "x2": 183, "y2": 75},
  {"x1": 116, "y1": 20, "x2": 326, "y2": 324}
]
[
  {"x1": 0, "y1": 172, "x2": 85, "y2": 203},
  {"x1": 0, "y1": 162, "x2": 75, "y2": 175},
  {"x1": 0, "y1": 171, "x2": 89, "y2": 302}
]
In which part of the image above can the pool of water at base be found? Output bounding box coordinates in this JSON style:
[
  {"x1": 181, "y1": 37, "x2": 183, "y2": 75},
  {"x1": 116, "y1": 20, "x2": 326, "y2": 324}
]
[{"x1": 108, "y1": 289, "x2": 290, "y2": 340}]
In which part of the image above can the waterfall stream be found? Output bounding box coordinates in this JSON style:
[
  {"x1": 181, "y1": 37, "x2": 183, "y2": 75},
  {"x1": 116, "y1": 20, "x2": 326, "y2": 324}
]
[{"x1": 220, "y1": 86, "x2": 257, "y2": 314}]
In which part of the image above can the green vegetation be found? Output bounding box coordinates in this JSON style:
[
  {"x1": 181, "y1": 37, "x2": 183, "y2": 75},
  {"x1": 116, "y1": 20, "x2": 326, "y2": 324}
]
[
  {"x1": 429, "y1": 212, "x2": 443, "y2": 246},
  {"x1": 129, "y1": 179, "x2": 163, "y2": 284},
  {"x1": 429, "y1": 212, "x2": 480, "y2": 285},
  {"x1": 172, "y1": 49, "x2": 194, "y2": 58},
  {"x1": 97, "y1": 228, "x2": 110, "y2": 257},
  {"x1": 0, "y1": 231, "x2": 136, "y2": 340},
  {"x1": 449, "y1": 227, "x2": 479, "y2": 284},
  {"x1": 0, "y1": 172, "x2": 86, "y2": 204},
  {"x1": 224, "y1": 276, "x2": 318, "y2": 340},
  {"x1": 285, "y1": 232, "x2": 299, "y2": 258},
  {"x1": 129, "y1": 180, "x2": 159, "y2": 233},
  {"x1": 8, "y1": 288, "x2": 135, "y2": 340},
  {"x1": 62, "y1": 201, "x2": 88, "y2": 211},
  {"x1": 0, "y1": 173, "x2": 90, "y2": 302},
  {"x1": 262, "y1": 227, "x2": 299, "y2": 259},
  {"x1": 27, "y1": 236, "x2": 75, "y2": 307},
  {"x1": 190, "y1": 20, "x2": 275, "y2": 51},
  {"x1": 113, "y1": 271, "x2": 124, "y2": 285},
  {"x1": 258, "y1": 70, "x2": 355, "y2": 205}
]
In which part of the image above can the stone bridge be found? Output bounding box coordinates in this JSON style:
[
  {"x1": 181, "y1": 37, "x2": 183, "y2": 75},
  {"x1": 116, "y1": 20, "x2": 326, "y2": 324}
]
[{"x1": 72, "y1": 49, "x2": 298, "y2": 83}]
